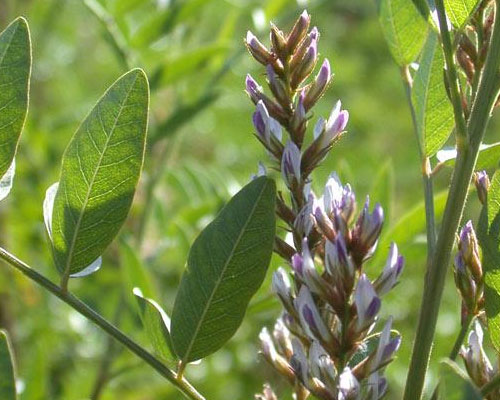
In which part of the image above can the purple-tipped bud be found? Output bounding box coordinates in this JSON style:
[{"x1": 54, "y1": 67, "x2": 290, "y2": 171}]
[
  {"x1": 287, "y1": 10, "x2": 311, "y2": 53},
  {"x1": 290, "y1": 90, "x2": 307, "y2": 134},
  {"x1": 474, "y1": 170, "x2": 490, "y2": 205},
  {"x1": 291, "y1": 39, "x2": 318, "y2": 89},
  {"x1": 272, "y1": 267, "x2": 294, "y2": 311},
  {"x1": 323, "y1": 172, "x2": 344, "y2": 214},
  {"x1": 291, "y1": 253, "x2": 304, "y2": 278},
  {"x1": 273, "y1": 318, "x2": 293, "y2": 359},
  {"x1": 457, "y1": 221, "x2": 482, "y2": 283},
  {"x1": 374, "y1": 243, "x2": 404, "y2": 296},
  {"x1": 325, "y1": 100, "x2": 349, "y2": 139},
  {"x1": 313, "y1": 117, "x2": 326, "y2": 140},
  {"x1": 246, "y1": 74, "x2": 263, "y2": 103},
  {"x1": 354, "y1": 274, "x2": 381, "y2": 332},
  {"x1": 338, "y1": 368, "x2": 360, "y2": 399},
  {"x1": 266, "y1": 64, "x2": 289, "y2": 107},
  {"x1": 352, "y1": 198, "x2": 384, "y2": 263},
  {"x1": 281, "y1": 141, "x2": 301, "y2": 188},
  {"x1": 325, "y1": 235, "x2": 355, "y2": 292},
  {"x1": 253, "y1": 100, "x2": 282, "y2": 148},
  {"x1": 299, "y1": 238, "x2": 327, "y2": 295},
  {"x1": 461, "y1": 321, "x2": 494, "y2": 386},
  {"x1": 304, "y1": 59, "x2": 332, "y2": 110},
  {"x1": 313, "y1": 203, "x2": 335, "y2": 240},
  {"x1": 294, "y1": 195, "x2": 315, "y2": 237},
  {"x1": 245, "y1": 30, "x2": 273, "y2": 65},
  {"x1": 259, "y1": 327, "x2": 279, "y2": 363},
  {"x1": 295, "y1": 286, "x2": 332, "y2": 343},
  {"x1": 371, "y1": 317, "x2": 401, "y2": 371},
  {"x1": 270, "y1": 23, "x2": 287, "y2": 59}
]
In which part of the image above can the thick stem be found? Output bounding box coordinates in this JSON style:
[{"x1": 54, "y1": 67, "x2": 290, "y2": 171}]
[
  {"x1": 404, "y1": 3, "x2": 500, "y2": 399},
  {"x1": 0, "y1": 247, "x2": 205, "y2": 400}
]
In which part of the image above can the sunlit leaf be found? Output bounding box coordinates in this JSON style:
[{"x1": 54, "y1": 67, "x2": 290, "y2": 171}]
[
  {"x1": 171, "y1": 176, "x2": 276, "y2": 363},
  {"x1": 412, "y1": 32, "x2": 454, "y2": 156},
  {"x1": 439, "y1": 142, "x2": 500, "y2": 170},
  {"x1": 378, "y1": 0, "x2": 428, "y2": 66},
  {"x1": 478, "y1": 171, "x2": 500, "y2": 352},
  {"x1": 0, "y1": 330, "x2": 16, "y2": 400},
  {"x1": 439, "y1": 360, "x2": 481, "y2": 399},
  {"x1": 0, "y1": 17, "x2": 31, "y2": 183},
  {"x1": 50, "y1": 69, "x2": 149, "y2": 277},
  {"x1": 134, "y1": 288, "x2": 176, "y2": 366},
  {"x1": 121, "y1": 239, "x2": 156, "y2": 302},
  {"x1": 444, "y1": 0, "x2": 481, "y2": 27}
]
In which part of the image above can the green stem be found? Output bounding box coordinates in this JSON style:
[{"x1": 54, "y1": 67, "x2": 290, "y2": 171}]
[
  {"x1": 449, "y1": 314, "x2": 474, "y2": 361},
  {"x1": 0, "y1": 247, "x2": 205, "y2": 400},
  {"x1": 401, "y1": 66, "x2": 437, "y2": 255},
  {"x1": 404, "y1": 2, "x2": 500, "y2": 399},
  {"x1": 434, "y1": 0, "x2": 468, "y2": 145},
  {"x1": 481, "y1": 373, "x2": 500, "y2": 397}
]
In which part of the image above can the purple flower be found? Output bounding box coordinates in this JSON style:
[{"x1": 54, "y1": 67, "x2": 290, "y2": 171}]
[
  {"x1": 322, "y1": 172, "x2": 344, "y2": 214},
  {"x1": 252, "y1": 100, "x2": 282, "y2": 146},
  {"x1": 372, "y1": 317, "x2": 401, "y2": 370},
  {"x1": 281, "y1": 141, "x2": 301, "y2": 187},
  {"x1": 287, "y1": 10, "x2": 311, "y2": 52},
  {"x1": 325, "y1": 100, "x2": 349, "y2": 139},
  {"x1": 461, "y1": 321, "x2": 494, "y2": 386},
  {"x1": 290, "y1": 338, "x2": 309, "y2": 385},
  {"x1": 457, "y1": 221, "x2": 482, "y2": 282},
  {"x1": 324, "y1": 235, "x2": 355, "y2": 290},
  {"x1": 474, "y1": 170, "x2": 490, "y2": 205},
  {"x1": 304, "y1": 59, "x2": 332, "y2": 109},
  {"x1": 245, "y1": 31, "x2": 272, "y2": 65},
  {"x1": 352, "y1": 197, "x2": 384, "y2": 260},
  {"x1": 374, "y1": 243, "x2": 404, "y2": 296},
  {"x1": 309, "y1": 340, "x2": 336, "y2": 389},
  {"x1": 299, "y1": 238, "x2": 327, "y2": 295},
  {"x1": 354, "y1": 274, "x2": 381, "y2": 332},
  {"x1": 246, "y1": 74, "x2": 263, "y2": 103},
  {"x1": 294, "y1": 194, "x2": 315, "y2": 237},
  {"x1": 294, "y1": 286, "x2": 332, "y2": 343}
]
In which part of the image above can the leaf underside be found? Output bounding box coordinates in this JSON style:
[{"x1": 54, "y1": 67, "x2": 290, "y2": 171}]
[
  {"x1": 444, "y1": 0, "x2": 481, "y2": 28},
  {"x1": 51, "y1": 69, "x2": 149, "y2": 276},
  {"x1": 171, "y1": 176, "x2": 276, "y2": 363},
  {"x1": 0, "y1": 17, "x2": 31, "y2": 179}
]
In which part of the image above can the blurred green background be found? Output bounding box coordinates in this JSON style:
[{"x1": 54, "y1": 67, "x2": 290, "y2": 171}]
[{"x1": 0, "y1": 0, "x2": 496, "y2": 399}]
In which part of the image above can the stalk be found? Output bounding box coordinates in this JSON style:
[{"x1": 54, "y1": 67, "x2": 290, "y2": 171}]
[
  {"x1": 0, "y1": 247, "x2": 205, "y2": 400},
  {"x1": 404, "y1": 2, "x2": 500, "y2": 398}
]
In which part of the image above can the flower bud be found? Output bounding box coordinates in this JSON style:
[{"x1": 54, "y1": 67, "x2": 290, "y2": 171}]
[
  {"x1": 272, "y1": 267, "x2": 294, "y2": 311},
  {"x1": 325, "y1": 235, "x2": 356, "y2": 294},
  {"x1": 252, "y1": 100, "x2": 283, "y2": 156},
  {"x1": 354, "y1": 274, "x2": 381, "y2": 333},
  {"x1": 295, "y1": 286, "x2": 333, "y2": 344},
  {"x1": 371, "y1": 317, "x2": 401, "y2": 371},
  {"x1": 351, "y1": 198, "x2": 384, "y2": 264},
  {"x1": 255, "y1": 384, "x2": 278, "y2": 400},
  {"x1": 313, "y1": 204, "x2": 335, "y2": 241},
  {"x1": 304, "y1": 59, "x2": 332, "y2": 110},
  {"x1": 294, "y1": 195, "x2": 315, "y2": 238},
  {"x1": 259, "y1": 327, "x2": 295, "y2": 380},
  {"x1": 290, "y1": 338, "x2": 309, "y2": 385},
  {"x1": 290, "y1": 27, "x2": 319, "y2": 72},
  {"x1": 290, "y1": 39, "x2": 317, "y2": 89},
  {"x1": 245, "y1": 75, "x2": 288, "y2": 124},
  {"x1": 287, "y1": 10, "x2": 311, "y2": 54},
  {"x1": 474, "y1": 170, "x2": 490, "y2": 205},
  {"x1": 309, "y1": 341, "x2": 337, "y2": 390},
  {"x1": 338, "y1": 368, "x2": 360, "y2": 399},
  {"x1": 461, "y1": 321, "x2": 494, "y2": 387},
  {"x1": 266, "y1": 64, "x2": 289, "y2": 108},
  {"x1": 270, "y1": 23, "x2": 287, "y2": 60},
  {"x1": 458, "y1": 221, "x2": 482, "y2": 283},
  {"x1": 290, "y1": 91, "x2": 307, "y2": 145},
  {"x1": 273, "y1": 318, "x2": 293, "y2": 359},
  {"x1": 246, "y1": 31, "x2": 274, "y2": 65},
  {"x1": 325, "y1": 100, "x2": 349, "y2": 139},
  {"x1": 373, "y1": 243, "x2": 404, "y2": 296},
  {"x1": 246, "y1": 74, "x2": 263, "y2": 103},
  {"x1": 281, "y1": 141, "x2": 301, "y2": 188}
]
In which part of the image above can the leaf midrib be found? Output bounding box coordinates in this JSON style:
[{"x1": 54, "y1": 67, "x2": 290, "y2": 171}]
[
  {"x1": 180, "y1": 180, "x2": 269, "y2": 363},
  {"x1": 0, "y1": 22, "x2": 17, "y2": 66},
  {"x1": 62, "y1": 73, "x2": 139, "y2": 275}
]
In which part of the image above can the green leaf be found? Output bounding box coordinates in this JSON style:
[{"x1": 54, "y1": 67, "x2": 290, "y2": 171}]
[
  {"x1": 0, "y1": 330, "x2": 17, "y2": 400},
  {"x1": 0, "y1": 17, "x2": 31, "y2": 179},
  {"x1": 120, "y1": 239, "x2": 156, "y2": 304},
  {"x1": 440, "y1": 142, "x2": 500, "y2": 170},
  {"x1": 439, "y1": 360, "x2": 482, "y2": 399},
  {"x1": 412, "y1": 32, "x2": 455, "y2": 156},
  {"x1": 378, "y1": 0, "x2": 428, "y2": 66},
  {"x1": 478, "y1": 171, "x2": 500, "y2": 352},
  {"x1": 444, "y1": 0, "x2": 480, "y2": 28},
  {"x1": 50, "y1": 69, "x2": 149, "y2": 277},
  {"x1": 171, "y1": 176, "x2": 276, "y2": 363},
  {"x1": 133, "y1": 288, "x2": 176, "y2": 366}
]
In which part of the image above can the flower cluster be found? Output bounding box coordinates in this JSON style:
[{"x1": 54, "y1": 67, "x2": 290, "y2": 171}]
[{"x1": 244, "y1": 11, "x2": 403, "y2": 400}]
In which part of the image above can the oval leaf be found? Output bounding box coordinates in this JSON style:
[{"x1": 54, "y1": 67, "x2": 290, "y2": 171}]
[
  {"x1": 478, "y1": 171, "x2": 500, "y2": 352},
  {"x1": 378, "y1": 0, "x2": 428, "y2": 66},
  {"x1": 0, "y1": 17, "x2": 31, "y2": 181},
  {"x1": 440, "y1": 142, "x2": 500, "y2": 170},
  {"x1": 0, "y1": 331, "x2": 17, "y2": 400},
  {"x1": 51, "y1": 69, "x2": 149, "y2": 276},
  {"x1": 439, "y1": 360, "x2": 482, "y2": 399},
  {"x1": 445, "y1": 0, "x2": 480, "y2": 28},
  {"x1": 412, "y1": 32, "x2": 455, "y2": 156},
  {"x1": 134, "y1": 288, "x2": 176, "y2": 366},
  {"x1": 171, "y1": 176, "x2": 276, "y2": 362}
]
